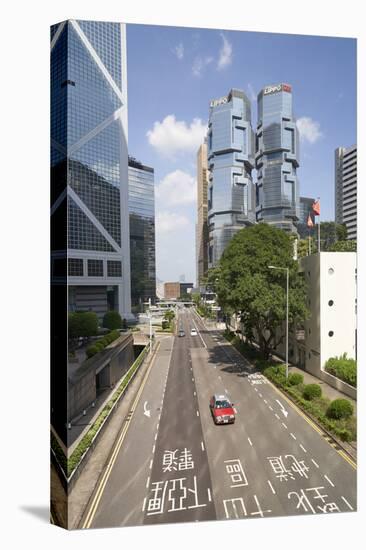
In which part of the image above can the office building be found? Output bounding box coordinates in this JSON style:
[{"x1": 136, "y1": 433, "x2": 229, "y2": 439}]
[
  {"x1": 207, "y1": 89, "x2": 256, "y2": 267},
  {"x1": 256, "y1": 83, "x2": 300, "y2": 233},
  {"x1": 164, "y1": 282, "x2": 181, "y2": 300},
  {"x1": 335, "y1": 146, "x2": 357, "y2": 240},
  {"x1": 128, "y1": 157, "x2": 156, "y2": 313},
  {"x1": 196, "y1": 143, "x2": 209, "y2": 286},
  {"x1": 297, "y1": 196, "x2": 315, "y2": 239},
  {"x1": 51, "y1": 20, "x2": 131, "y2": 321}
]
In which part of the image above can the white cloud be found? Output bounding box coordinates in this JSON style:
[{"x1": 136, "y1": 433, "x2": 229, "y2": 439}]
[
  {"x1": 296, "y1": 117, "x2": 323, "y2": 144},
  {"x1": 146, "y1": 115, "x2": 207, "y2": 159},
  {"x1": 217, "y1": 33, "x2": 232, "y2": 70},
  {"x1": 174, "y1": 43, "x2": 184, "y2": 60},
  {"x1": 192, "y1": 55, "x2": 213, "y2": 77},
  {"x1": 156, "y1": 170, "x2": 196, "y2": 206},
  {"x1": 156, "y1": 211, "x2": 190, "y2": 234}
]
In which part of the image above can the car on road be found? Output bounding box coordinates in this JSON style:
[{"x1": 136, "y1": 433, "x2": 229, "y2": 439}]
[
  {"x1": 209, "y1": 394, "x2": 236, "y2": 424},
  {"x1": 190, "y1": 328, "x2": 198, "y2": 336},
  {"x1": 178, "y1": 329, "x2": 185, "y2": 337}
]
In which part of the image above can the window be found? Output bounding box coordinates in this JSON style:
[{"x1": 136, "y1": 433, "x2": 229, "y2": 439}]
[
  {"x1": 328, "y1": 331, "x2": 334, "y2": 337},
  {"x1": 328, "y1": 268, "x2": 334, "y2": 275},
  {"x1": 328, "y1": 300, "x2": 334, "y2": 306},
  {"x1": 68, "y1": 258, "x2": 83, "y2": 276},
  {"x1": 88, "y1": 259, "x2": 103, "y2": 277},
  {"x1": 107, "y1": 260, "x2": 122, "y2": 277}
]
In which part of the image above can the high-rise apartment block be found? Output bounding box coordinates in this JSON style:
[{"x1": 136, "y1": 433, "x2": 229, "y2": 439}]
[
  {"x1": 196, "y1": 143, "x2": 209, "y2": 286},
  {"x1": 128, "y1": 157, "x2": 156, "y2": 312},
  {"x1": 207, "y1": 89, "x2": 256, "y2": 267},
  {"x1": 256, "y1": 83, "x2": 300, "y2": 233},
  {"x1": 335, "y1": 146, "x2": 357, "y2": 240}
]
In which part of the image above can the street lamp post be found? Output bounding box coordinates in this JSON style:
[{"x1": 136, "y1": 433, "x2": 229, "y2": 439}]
[{"x1": 268, "y1": 265, "x2": 289, "y2": 379}]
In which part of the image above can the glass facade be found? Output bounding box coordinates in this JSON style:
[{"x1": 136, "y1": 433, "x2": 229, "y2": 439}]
[
  {"x1": 256, "y1": 83, "x2": 300, "y2": 233},
  {"x1": 128, "y1": 158, "x2": 156, "y2": 313},
  {"x1": 51, "y1": 19, "x2": 131, "y2": 322},
  {"x1": 207, "y1": 89, "x2": 256, "y2": 267}
]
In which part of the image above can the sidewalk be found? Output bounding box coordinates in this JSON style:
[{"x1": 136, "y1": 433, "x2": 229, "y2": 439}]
[{"x1": 51, "y1": 336, "x2": 170, "y2": 529}]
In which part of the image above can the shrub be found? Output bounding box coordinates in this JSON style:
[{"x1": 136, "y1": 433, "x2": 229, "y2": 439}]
[
  {"x1": 326, "y1": 399, "x2": 354, "y2": 420},
  {"x1": 86, "y1": 345, "x2": 99, "y2": 358},
  {"x1": 288, "y1": 373, "x2": 304, "y2": 386},
  {"x1": 162, "y1": 320, "x2": 169, "y2": 329},
  {"x1": 325, "y1": 354, "x2": 357, "y2": 387},
  {"x1": 302, "y1": 384, "x2": 322, "y2": 400},
  {"x1": 69, "y1": 311, "x2": 99, "y2": 339},
  {"x1": 103, "y1": 310, "x2": 122, "y2": 330}
]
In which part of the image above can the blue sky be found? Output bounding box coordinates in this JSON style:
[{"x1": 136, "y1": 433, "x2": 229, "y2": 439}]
[{"x1": 126, "y1": 24, "x2": 356, "y2": 284}]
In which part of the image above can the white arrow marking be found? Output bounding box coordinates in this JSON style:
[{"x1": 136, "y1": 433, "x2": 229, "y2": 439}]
[
  {"x1": 143, "y1": 401, "x2": 151, "y2": 418},
  {"x1": 275, "y1": 399, "x2": 289, "y2": 418}
]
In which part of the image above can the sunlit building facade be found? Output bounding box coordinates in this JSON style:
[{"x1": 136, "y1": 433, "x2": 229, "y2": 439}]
[
  {"x1": 196, "y1": 142, "x2": 209, "y2": 286},
  {"x1": 207, "y1": 89, "x2": 256, "y2": 267},
  {"x1": 335, "y1": 145, "x2": 357, "y2": 240},
  {"x1": 256, "y1": 83, "x2": 300, "y2": 233}
]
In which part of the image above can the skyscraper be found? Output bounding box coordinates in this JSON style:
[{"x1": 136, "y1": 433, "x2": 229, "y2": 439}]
[
  {"x1": 335, "y1": 145, "x2": 357, "y2": 240},
  {"x1": 196, "y1": 142, "x2": 209, "y2": 287},
  {"x1": 207, "y1": 89, "x2": 256, "y2": 267},
  {"x1": 128, "y1": 157, "x2": 156, "y2": 312},
  {"x1": 297, "y1": 196, "x2": 315, "y2": 239},
  {"x1": 51, "y1": 20, "x2": 131, "y2": 321},
  {"x1": 256, "y1": 83, "x2": 300, "y2": 233}
]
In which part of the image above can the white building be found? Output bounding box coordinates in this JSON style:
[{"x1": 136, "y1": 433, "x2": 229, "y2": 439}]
[{"x1": 298, "y1": 252, "x2": 357, "y2": 397}]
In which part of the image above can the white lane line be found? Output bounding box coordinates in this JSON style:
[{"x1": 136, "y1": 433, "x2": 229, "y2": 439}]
[
  {"x1": 282, "y1": 422, "x2": 288, "y2": 429},
  {"x1": 201, "y1": 441, "x2": 205, "y2": 451},
  {"x1": 290, "y1": 433, "x2": 297, "y2": 440},
  {"x1": 197, "y1": 410, "x2": 200, "y2": 417},
  {"x1": 192, "y1": 377, "x2": 194, "y2": 382},
  {"x1": 194, "y1": 391, "x2": 196, "y2": 396},
  {"x1": 264, "y1": 399, "x2": 268, "y2": 404},
  {"x1": 149, "y1": 459, "x2": 153, "y2": 469},
  {"x1": 146, "y1": 477, "x2": 150, "y2": 489},
  {"x1": 341, "y1": 496, "x2": 354, "y2": 511},
  {"x1": 225, "y1": 389, "x2": 229, "y2": 393},
  {"x1": 191, "y1": 317, "x2": 207, "y2": 349},
  {"x1": 142, "y1": 497, "x2": 147, "y2": 512},
  {"x1": 269, "y1": 406, "x2": 273, "y2": 411},
  {"x1": 152, "y1": 445, "x2": 155, "y2": 453},
  {"x1": 154, "y1": 433, "x2": 157, "y2": 440},
  {"x1": 267, "y1": 480, "x2": 276, "y2": 494},
  {"x1": 300, "y1": 444, "x2": 307, "y2": 453},
  {"x1": 311, "y1": 458, "x2": 319, "y2": 468},
  {"x1": 207, "y1": 488, "x2": 212, "y2": 502},
  {"x1": 219, "y1": 376, "x2": 222, "y2": 380},
  {"x1": 248, "y1": 437, "x2": 253, "y2": 447},
  {"x1": 324, "y1": 474, "x2": 335, "y2": 487},
  {"x1": 275, "y1": 414, "x2": 280, "y2": 420},
  {"x1": 259, "y1": 393, "x2": 263, "y2": 398},
  {"x1": 254, "y1": 388, "x2": 258, "y2": 392}
]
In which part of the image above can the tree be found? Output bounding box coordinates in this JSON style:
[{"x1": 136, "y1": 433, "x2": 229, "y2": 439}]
[
  {"x1": 320, "y1": 222, "x2": 347, "y2": 250},
  {"x1": 329, "y1": 240, "x2": 357, "y2": 252},
  {"x1": 103, "y1": 310, "x2": 122, "y2": 330},
  {"x1": 214, "y1": 223, "x2": 309, "y2": 359},
  {"x1": 297, "y1": 237, "x2": 315, "y2": 258}
]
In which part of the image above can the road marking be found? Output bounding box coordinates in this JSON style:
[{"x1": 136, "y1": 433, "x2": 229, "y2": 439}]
[
  {"x1": 142, "y1": 497, "x2": 147, "y2": 512},
  {"x1": 191, "y1": 317, "x2": 207, "y2": 348},
  {"x1": 300, "y1": 444, "x2": 307, "y2": 453},
  {"x1": 219, "y1": 375, "x2": 222, "y2": 380},
  {"x1": 207, "y1": 488, "x2": 212, "y2": 502},
  {"x1": 259, "y1": 393, "x2": 263, "y2": 398},
  {"x1": 267, "y1": 480, "x2": 276, "y2": 494},
  {"x1": 324, "y1": 474, "x2": 335, "y2": 487},
  {"x1": 225, "y1": 389, "x2": 229, "y2": 393},
  {"x1": 154, "y1": 433, "x2": 157, "y2": 440},
  {"x1": 282, "y1": 422, "x2": 288, "y2": 429},
  {"x1": 149, "y1": 459, "x2": 153, "y2": 469},
  {"x1": 264, "y1": 399, "x2": 268, "y2": 404},
  {"x1": 254, "y1": 388, "x2": 258, "y2": 392},
  {"x1": 146, "y1": 477, "x2": 150, "y2": 489},
  {"x1": 311, "y1": 458, "x2": 319, "y2": 468},
  {"x1": 201, "y1": 441, "x2": 205, "y2": 451},
  {"x1": 248, "y1": 437, "x2": 253, "y2": 446},
  {"x1": 338, "y1": 450, "x2": 357, "y2": 470},
  {"x1": 192, "y1": 377, "x2": 194, "y2": 382},
  {"x1": 82, "y1": 340, "x2": 162, "y2": 529},
  {"x1": 197, "y1": 410, "x2": 200, "y2": 417},
  {"x1": 275, "y1": 399, "x2": 289, "y2": 418},
  {"x1": 269, "y1": 406, "x2": 273, "y2": 411},
  {"x1": 275, "y1": 414, "x2": 280, "y2": 420},
  {"x1": 290, "y1": 433, "x2": 297, "y2": 440},
  {"x1": 152, "y1": 445, "x2": 155, "y2": 453},
  {"x1": 341, "y1": 496, "x2": 354, "y2": 510},
  {"x1": 194, "y1": 391, "x2": 196, "y2": 396}
]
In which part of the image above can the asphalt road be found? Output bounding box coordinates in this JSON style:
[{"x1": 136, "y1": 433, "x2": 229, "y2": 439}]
[{"x1": 82, "y1": 307, "x2": 356, "y2": 529}]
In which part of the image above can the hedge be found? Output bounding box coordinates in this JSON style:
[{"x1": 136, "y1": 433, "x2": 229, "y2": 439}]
[
  {"x1": 325, "y1": 354, "x2": 357, "y2": 387},
  {"x1": 288, "y1": 372, "x2": 304, "y2": 386},
  {"x1": 85, "y1": 330, "x2": 120, "y2": 358},
  {"x1": 103, "y1": 310, "x2": 122, "y2": 330}
]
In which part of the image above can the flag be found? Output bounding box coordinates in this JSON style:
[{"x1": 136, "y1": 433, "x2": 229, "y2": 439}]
[
  {"x1": 307, "y1": 213, "x2": 314, "y2": 228},
  {"x1": 312, "y1": 199, "x2": 320, "y2": 216}
]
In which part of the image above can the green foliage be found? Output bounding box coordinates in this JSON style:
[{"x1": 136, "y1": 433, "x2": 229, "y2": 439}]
[
  {"x1": 303, "y1": 384, "x2": 322, "y2": 400},
  {"x1": 320, "y1": 222, "x2": 348, "y2": 250},
  {"x1": 213, "y1": 223, "x2": 309, "y2": 359},
  {"x1": 326, "y1": 399, "x2": 354, "y2": 420},
  {"x1": 328, "y1": 240, "x2": 357, "y2": 252},
  {"x1": 288, "y1": 372, "x2": 304, "y2": 386},
  {"x1": 164, "y1": 310, "x2": 175, "y2": 322},
  {"x1": 102, "y1": 310, "x2": 122, "y2": 330},
  {"x1": 68, "y1": 311, "x2": 98, "y2": 339},
  {"x1": 86, "y1": 345, "x2": 99, "y2": 358},
  {"x1": 325, "y1": 353, "x2": 357, "y2": 387},
  {"x1": 85, "y1": 330, "x2": 120, "y2": 358},
  {"x1": 161, "y1": 320, "x2": 169, "y2": 330}
]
